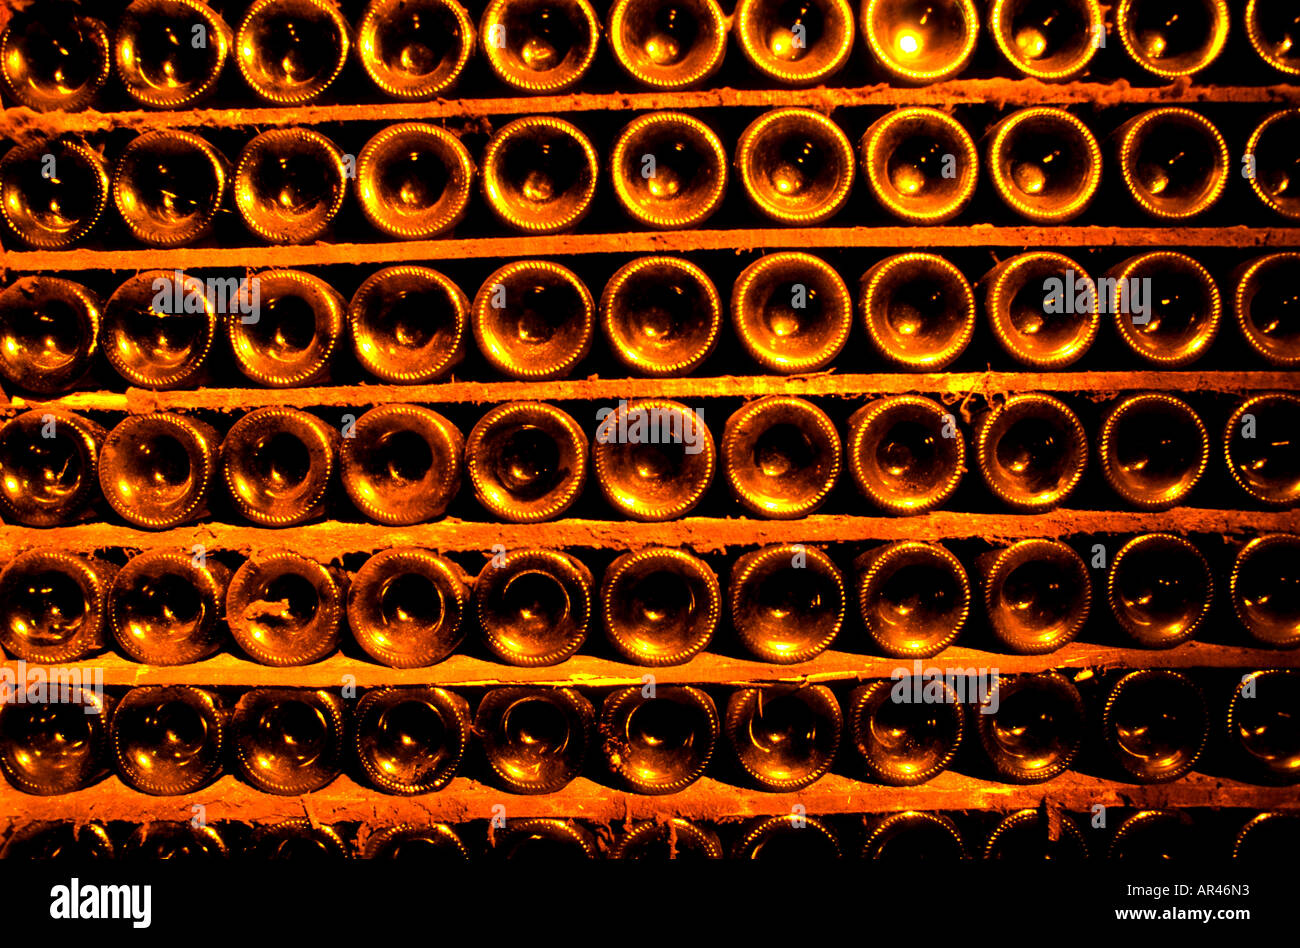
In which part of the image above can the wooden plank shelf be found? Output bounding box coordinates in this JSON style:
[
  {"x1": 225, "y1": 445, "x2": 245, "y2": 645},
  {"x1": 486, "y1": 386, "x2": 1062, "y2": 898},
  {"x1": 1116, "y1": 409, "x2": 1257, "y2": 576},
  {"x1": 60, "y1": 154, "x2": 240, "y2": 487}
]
[
  {"x1": 2, "y1": 510, "x2": 1296, "y2": 558},
  {"x1": 5, "y1": 370, "x2": 1295, "y2": 416},
  {"x1": 6, "y1": 640, "x2": 1294, "y2": 690},
  {"x1": 2, "y1": 770, "x2": 1292, "y2": 827},
  {"x1": 4, "y1": 225, "x2": 1299, "y2": 274},
  {"x1": 3, "y1": 80, "x2": 1298, "y2": 140}
]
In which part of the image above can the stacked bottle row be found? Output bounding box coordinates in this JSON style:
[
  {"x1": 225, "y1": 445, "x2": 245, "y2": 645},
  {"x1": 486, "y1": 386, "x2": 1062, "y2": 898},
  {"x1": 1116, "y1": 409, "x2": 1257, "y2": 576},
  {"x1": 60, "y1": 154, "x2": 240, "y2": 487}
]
[
  {"x1": 4, "y1": 809, "x2": 1297, "y2": 861},
  {"x1": 6, "y1": 106, "x2": 1297, "y2": 250},
  {"x1": 4, "y1": 0, "x2": 1292, "y2": 112},
  {"x1": 2, "y1": 669, "x2": 1295, "y2": 796},
  {"x1": 3, "y1": 251, "x2": 1296, "y2": 399},
  {"x1": 10, "y1": 525, "x2": 1300, "y2": 665},
  {"x1": 2, "y1": 531, "x2": 1296, "y2": 668},
  {"x1": 3, "y1": 389, "x2": 1294, "y2": 536}
]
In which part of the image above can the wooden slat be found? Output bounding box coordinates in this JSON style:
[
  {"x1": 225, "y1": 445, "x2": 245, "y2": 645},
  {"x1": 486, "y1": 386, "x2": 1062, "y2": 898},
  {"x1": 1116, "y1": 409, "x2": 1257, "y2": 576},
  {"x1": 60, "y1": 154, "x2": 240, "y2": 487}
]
[
  {"x1": 2, "y1": 770, "x2": 1292, "y2": 827},
  {"x1": 5, "y1": 370, "x2": 1296, "y2": 415},
  {"x1": 1, "y1": 510, "x2": 1296, "y2": 558},
  {"x1": 4, "y1": 226, "x2": 1300, "y2": 273},
  {"x1": 5, "y1": 640, "x2": 1294, "y2": 689},
  {"x1": 2, "y1": 80, "x2": 1298, "y2": 139}
]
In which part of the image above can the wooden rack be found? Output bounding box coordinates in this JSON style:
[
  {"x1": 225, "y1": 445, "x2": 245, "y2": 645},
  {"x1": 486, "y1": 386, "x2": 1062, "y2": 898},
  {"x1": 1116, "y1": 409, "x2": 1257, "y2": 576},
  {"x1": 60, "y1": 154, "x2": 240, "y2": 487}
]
[{"x1": 2, "y1": 65, "x2": 1297, "y2": 844}]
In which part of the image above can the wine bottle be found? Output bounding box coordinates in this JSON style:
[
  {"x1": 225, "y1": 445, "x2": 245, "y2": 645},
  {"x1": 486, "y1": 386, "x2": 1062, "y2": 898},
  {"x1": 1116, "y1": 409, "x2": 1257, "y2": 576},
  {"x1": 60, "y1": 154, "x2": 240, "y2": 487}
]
[
  {"x1": 1115, "y1": 0, "x2": 1228, "y2": 78},
  {"x1": 115, "y1": 0, "x2": 232, "y2": 108},
  {"x1": 356, "y1": 123, "x2": 474, "y2": 239},
  {"x1": 347, "y1": 548, "x2": 468, "y2": 667},
  {"x1": 600, "y1": 256, "x2": 721, "y2": 376},
  {"x1": 730, "y1": 543, "x2": 845, "y2": 663},
  {"x1": 357, "y1": 0, "x2": 475, "y2": 99},
  {"x1": 102, "y1": 270, "x2": 215, "y2": 389},
  {"x1": 1233, "y1": 812, "x2": 1300, "y2": 860},
  {"x1": 340, "y1": 404, "x2": 463, "y2": 525},
  {"x1": 610, "y1": 112, "x2": 728, "y2": 229},
  {"x1": 475, "y1": 686, "x2": 594, "y2": 793},
  {"x1": 0, "y1": 552, "x2": 115, "y2": 663},
  {"x1": 1102, "y1": 669, "x2": 1208, "y2": 783},
  {"x1": 1234, "y1": 254, "x2": 1300, "y2": 366},
  {"x1": 122, "y1": 823, "x2": 228, "y2": 860},
  {"x1": 862, "y1": 811, "x2": 966, "y2": 860},
  {"x1": 1099, "y1": 393, "x2": 1208, "y2": 510},
  {"x1": 989, "y1": 0, "x2": 1103, "y2": 80},
  {"x1": 1109, "y1": 810, "x2": 1193, "y2": 860},
  {"x1": 983, "y1": 252, "x2": 1099, "y2": 367},
  {"x1": 246, "y1": 820, "x2": 349, "y2": 858},
  {"x1": 859, "y1": 252, "x2": 976, "y2": 369},
  {"x1": 0, "y1": 137, "x2": 109, "y2": 248},
  {"x1": 349, "y1": 266, "x2": 468, "y2": 383},
  {"x1": 987, "y1": 107, "x2": 1102, "y2": 223},
  {"x1": 233, "y1": 128, "x2": 347, "y2": 243},
  {"x1": 981, "y1": 539, "x2": 1091, "y2": 654},
  {"x1": 1108, "y1": 533, "x2": 1212, "y2": 648},
  {"x1": 849, "y1": 678, "x2": 963, "y2": 785},
  {"x1": 1227, "y1": 669, "x2": 1300, "y2": 785},
  {"x1": 1246, "y1": 0, "x2": 1300, "y2": 75},
  {"x1": 473, "y1": 549, "x2": 592, "y2": 665},
  {"x1": 734, "y1": 0, "x2": 854, "y2": 86},
  {"x1": 363, "y1": 824, "x2": 470, "y2": 861},
  {"x1": 0, "y1": 408, "x2": 104, "y2": 527},
  {"x1": 0, "y1": 686, "x2": 108, "y2": 795},
  {"x1": 0, "y1": 276, "x2": 100, "y2": 395},
  {"x1": 733, "y1": 815, "x2": 840, "y2": 859},
  {"x1": 231, "y1": 688, "x2": 346, "y2": 794},
  {"x1": 0, "y1": 3, "x2": 111, "y2": 111},
  {"x1": 221, "y1": 407, "x2": 337, "y2": 527},
  {"x1": 1230, "y1": 535, "x2": 1300, "y2": 648},
  {"x1": 861, "y1": 107, "x2": 977, "y2": 224},
  {"x1": 1106, "y1": 252, "x2": 1221, "y2": 366},
  {"x1": 976, "y1": 672, "x2": 1085, "y2": 783},
  {"x1": 479, "y1": 0, "x2": 600, "y2": 93},
  {"x1": 846, "y1": 395, "x2": 964, "y2": 515},
  {"x1": 726, "y1": 684, "x2": 841, "y2": 791},
  {"x1": 471, "y1": 260, "x2": 594, "y2": 379},
  {"x1": 974, "y1": 393, "x2": 1087, "y2": 511},
  {"x1": 613, "y1": 819, "x2": 723, "y2": 859},
  {"x1": 492, "y1": 819, "x2": 596, "y2": 860},
  {"x1": 1225, "y1": 393, "x2": 1300, "y2": 507},
  {"x1": 109, "y1": 685, "x2": 224, "y2": 795},
  {"x1": 736, "y1": 108, "x2": 855, "y2": 225},
  {"x1": 480, "y1": 116, "x2": 598, "y2": 234},
  {"x1": 109, "y1": 549, "x2": 229, "y2": 665},
  {"x1": 1, "y1": 822, "x2": 114, "y2": 860},
  {"x1": 354, "y1": 686, "x2": 470, "y2": 794},
  {"x1": 731, "y1": 251, "x2": 852, "y2": 374},
  {"x1": 465, "y1": 401, "x2": 588, "y2": 522},
  {"x1": 234, "y1": 0, "x2": 350, "y2": 104},
  {"x1": 606, "y1": 0, "x2": 726, "y2": 89},
  {"x1": 1246, "y1": 110, "x2": 1300, "y2": 220},
  {"x1": 225, "y1": 269, "x2": 344, "y2": 386},
  {"x1": 592, "y1": 398, "x2": 715, "y2": 521},
  {"x1": 112, "y1": 130, "x2": 229, "y2": 246},
  {"x1": 600, "y1": 684, "x2": 718, "y2": 793},
  {"x1": 983, "y1": 809, "x2": 1088, "y2": 859},
  {"x1": 226, "y1": 550, "x2": 343, "y2": 666},
  {"x1": 1117, "y1": 108, "x2": 1230, "y2": 219},
  {"x1": 860, "y1": 0, "x2": 978, "y2": 83},
  {"x1": 855, "y1": 541, "x2": 970, "y2": 658},
  {"x1": 99, "y1": 413, "x2": 220, "y2": 529},
  {"x1": 602, "y1": 547, "x2": 720, "y2": 665},
  {"x1": 721, "y1": 396, "x2": 840, "y2": 519}
]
